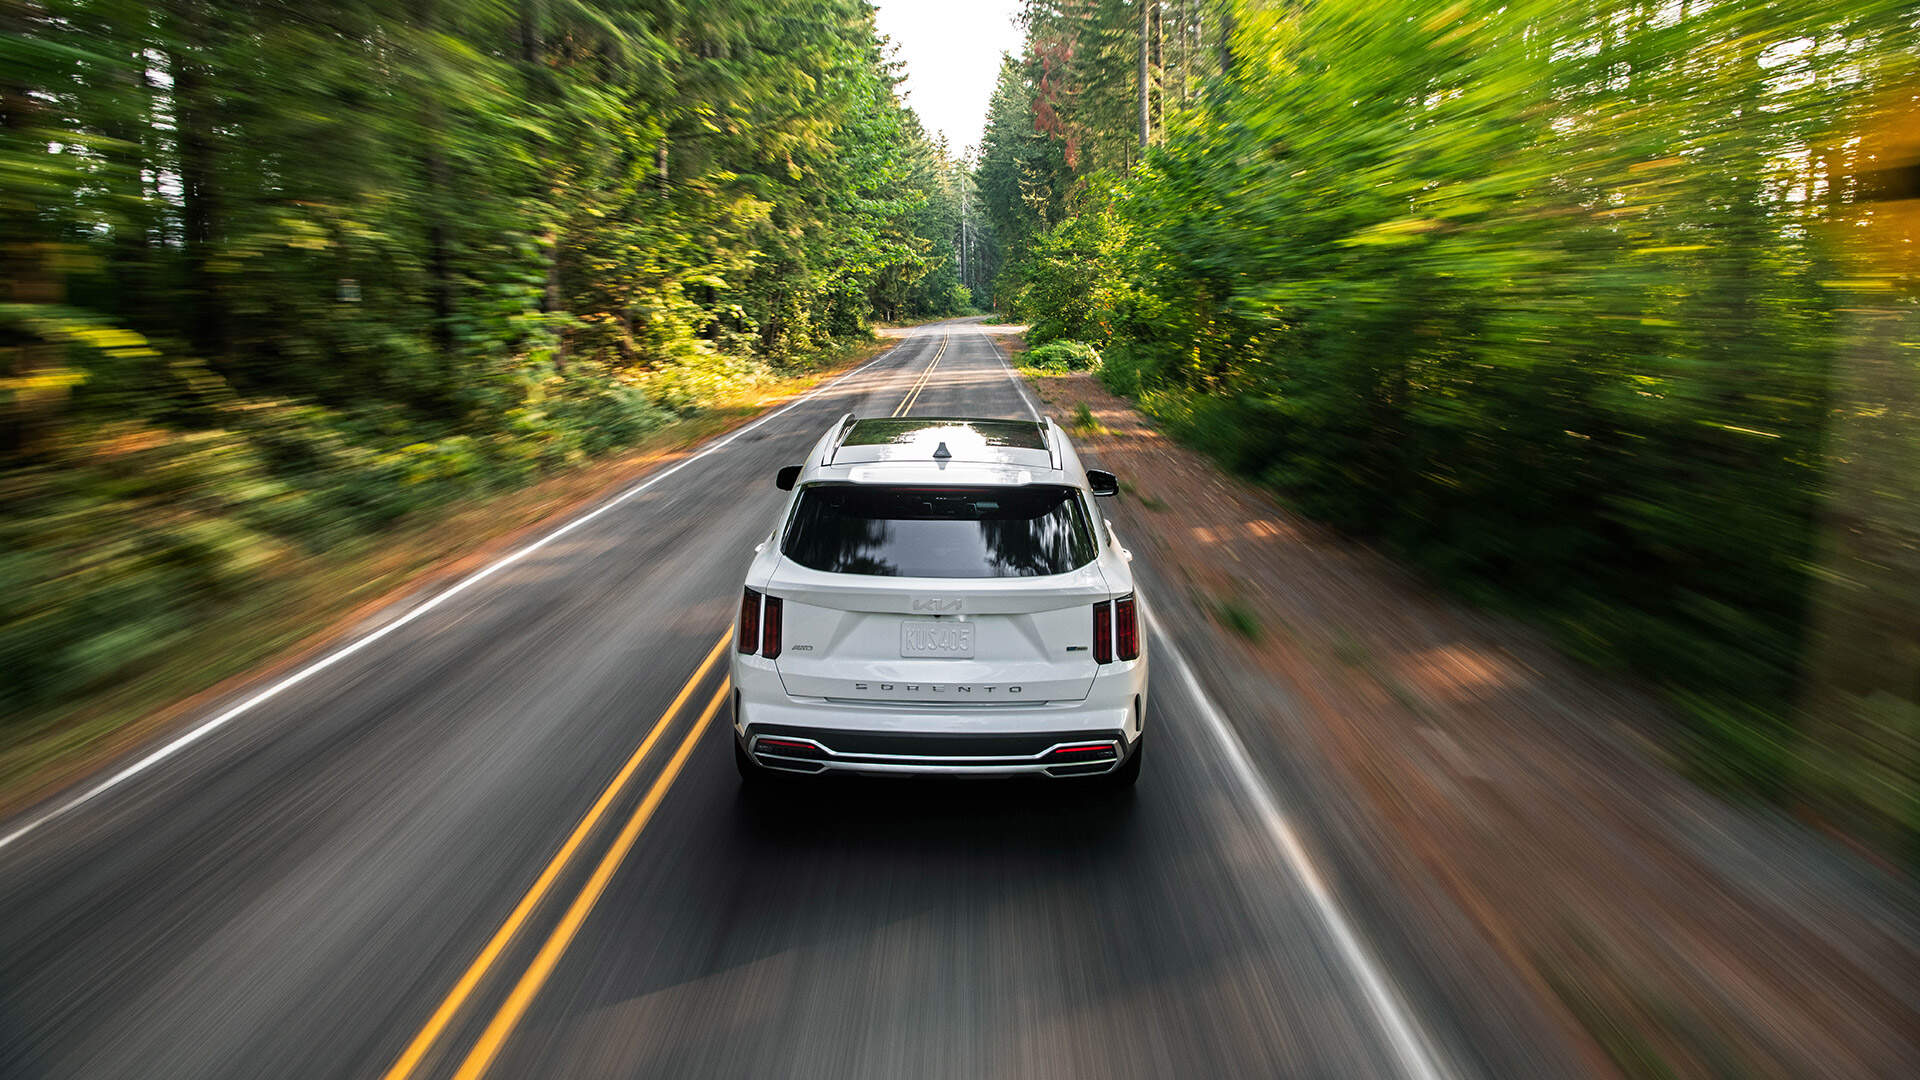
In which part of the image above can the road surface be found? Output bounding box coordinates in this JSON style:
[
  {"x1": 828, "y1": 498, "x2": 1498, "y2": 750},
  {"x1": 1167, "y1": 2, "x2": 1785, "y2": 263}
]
[{"x1": 0, "y1": 319, "x2": 1526, "y2": 1078}]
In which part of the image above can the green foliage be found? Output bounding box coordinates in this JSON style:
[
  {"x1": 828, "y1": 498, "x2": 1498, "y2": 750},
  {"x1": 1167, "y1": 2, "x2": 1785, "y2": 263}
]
[
  {"x1": 1012, "y1": 189, "x2": 1158, "y2": 345},
  {"x1": 0, "y1": 1, "x2": 971, "y2": 724},
  {"x1": 1023, "y1": 341, "x2": 1102, "y2": 372},
  {"x1": 975, "y1": 53, "x2": 1070, "y2": 307},
  {"x1": 1213, "y1": 598, "x2": 1262, "y2": 642},
  {"x1": 945, "y1": 282, "x2": 977, "y2": 315},
  {"x1": 985, "y1": 0, "x2": 1920, "y2": 844}
]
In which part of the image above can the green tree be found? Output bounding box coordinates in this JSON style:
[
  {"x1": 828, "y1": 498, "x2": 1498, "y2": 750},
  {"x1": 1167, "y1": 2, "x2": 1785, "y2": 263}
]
[
  {"x1": 0, "y1": 0, "x2": 965, "y2": 725},
  {"x1": 983, "y1": 0, "x2": 1920, "y2": 849}
]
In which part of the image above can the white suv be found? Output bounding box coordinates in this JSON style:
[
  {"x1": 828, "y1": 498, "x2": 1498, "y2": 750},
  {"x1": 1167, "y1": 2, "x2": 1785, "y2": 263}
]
[{"x1": 730, "y1": 415, "x2": 1148, "y2": 786}]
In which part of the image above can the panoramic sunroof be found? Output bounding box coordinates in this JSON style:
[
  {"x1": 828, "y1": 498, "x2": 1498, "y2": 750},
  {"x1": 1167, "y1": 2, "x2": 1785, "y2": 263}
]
[{"x1": 841, "y1": 417, "x2": 1047, "y2": 450}]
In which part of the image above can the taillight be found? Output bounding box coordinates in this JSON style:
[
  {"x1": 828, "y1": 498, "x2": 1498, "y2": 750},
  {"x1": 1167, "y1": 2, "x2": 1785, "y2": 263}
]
[
  {"x1": 1092, "y1": 600, "x2": 1113, "y2": 664},
  {"x1": 1115, "y1": 594, "x2": 1139, "y2": 661},
  {"x1": 738, "y1": 587, "x2": 761, "y2": 653},
  {"x1": 761, "y1": 596, "x2": 783, "y2": 659}
]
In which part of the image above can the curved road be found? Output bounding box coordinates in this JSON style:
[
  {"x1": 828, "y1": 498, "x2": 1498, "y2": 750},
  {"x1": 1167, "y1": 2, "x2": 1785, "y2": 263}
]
[{"x1": 0, "y1": 319, "x2": 1492, "y2": 1078}]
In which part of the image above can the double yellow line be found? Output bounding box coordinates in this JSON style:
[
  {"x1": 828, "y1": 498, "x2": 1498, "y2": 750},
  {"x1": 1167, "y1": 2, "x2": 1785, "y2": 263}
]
[
  {"x1": 382, "y1": 631, "x2": 734, "y2": 1080},
  {"x1": 891, "y1": 334, "x2": 950, "y2": 417}
]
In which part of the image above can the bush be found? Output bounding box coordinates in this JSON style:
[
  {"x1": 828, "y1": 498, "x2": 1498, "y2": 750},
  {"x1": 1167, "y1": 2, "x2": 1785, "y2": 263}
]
[
  {"x1": 1023, "y1": 341, "x2": 1102, "y2": 373},
  {"x1": 1096, "y1": 340, "x2": 1169, "y2": 397}
]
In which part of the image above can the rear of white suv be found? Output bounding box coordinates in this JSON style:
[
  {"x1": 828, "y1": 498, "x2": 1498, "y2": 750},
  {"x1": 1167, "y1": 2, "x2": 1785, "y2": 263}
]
[{"x1": 730, "y1": 415, "x2": 1147, "y2": 786}]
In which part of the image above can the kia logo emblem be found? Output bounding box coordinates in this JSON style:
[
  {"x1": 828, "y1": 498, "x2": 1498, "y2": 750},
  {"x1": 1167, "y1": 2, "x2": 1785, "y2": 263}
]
[{"x1": 911, "y1": 597, "x2": 963, "y2": 612}]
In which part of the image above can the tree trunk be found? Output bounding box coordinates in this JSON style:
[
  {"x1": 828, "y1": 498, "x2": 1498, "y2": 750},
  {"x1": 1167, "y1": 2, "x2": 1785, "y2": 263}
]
[
  {"x1": 172, "y1": 2, "x2": 224, "y2": 360},
  {"x1": 1153, "y1": 2, "x2": 1165, "y2": 139},
  {"x1": 1167, "y1": 0, "x2": 1182, "y2": 107},
  {"x1": 106, "y1": 43, "x2": 153, "y2": 325},
  {"x1": 519, "y1": 0, "x2": 539, "y2": 64},
  {"x1": 418, "y1": 0, "x2": 454, "y2": 358},
  {"x1": 1218, "y1": 0, "x2": 1233, "y2": 77},
  {"x1": 1, "y1": 0, "x2": 61, "y2": 457},
  {"x1": 543, "y1": 227, "x2": 565, "y2": 370},
  {"x1": 424, "y1": 136, "x2": 454, "y2": 356},
  {"x1": 517, "y1": 0, "x2": 564, "y2": 370},
  {"x1": 1138, "y1": 0, "x2": 1150, "y2": 151}
]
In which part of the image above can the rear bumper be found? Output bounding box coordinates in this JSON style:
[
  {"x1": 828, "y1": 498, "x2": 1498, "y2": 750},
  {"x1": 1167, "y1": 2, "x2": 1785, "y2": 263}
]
[
  {"x1": 730, "y1": 653, "x2": 1147, "y2": 778},
  {"x1": 740, "y1": 724, "x2": 1134, "y2": 777}
]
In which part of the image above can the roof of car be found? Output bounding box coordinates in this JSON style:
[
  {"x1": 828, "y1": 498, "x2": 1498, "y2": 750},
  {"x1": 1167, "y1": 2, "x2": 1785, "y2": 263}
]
[
  {"x1": 841, "y1": 416, "x2": 1047, "y2": 450},
  {"x1": 827, "y1": 416, "x2": 1057, "y2": 470}
]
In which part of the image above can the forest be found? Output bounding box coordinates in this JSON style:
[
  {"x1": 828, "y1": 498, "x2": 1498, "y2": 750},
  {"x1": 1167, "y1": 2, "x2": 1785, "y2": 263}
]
[
  {"x1": 5, "y1": 0, "x2": 1917, "y2": 854},
  {"x1": 979, "y1": 0, "x2": 1919, "y2": 853},
  {"x1": 2, "y1": 1, "x2": 979, "y2": 734}
]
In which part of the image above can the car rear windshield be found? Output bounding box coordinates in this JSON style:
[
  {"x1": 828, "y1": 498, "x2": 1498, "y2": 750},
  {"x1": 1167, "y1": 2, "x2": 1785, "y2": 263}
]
[{"x1": 782, "y1": 484, "x2": 1097, "y2": 578}]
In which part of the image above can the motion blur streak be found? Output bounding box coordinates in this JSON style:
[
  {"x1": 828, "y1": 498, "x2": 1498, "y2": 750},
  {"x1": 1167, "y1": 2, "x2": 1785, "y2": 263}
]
[
  {"x1": 379, "y1": 633, "x2": 731, "y2": 1080},
  {"x1": 451, "y1": 680, "x2": 731, "y2": 1080},
  {"x1": 5, "y1": 0, "x2": 1918, "y2": 1076},
  {"x1": 0, "y1": 346, "x2": 893, "y2": 857},
  {"x1": 1142, "y1": 605, "x2": 1452, "y2": 1080}
]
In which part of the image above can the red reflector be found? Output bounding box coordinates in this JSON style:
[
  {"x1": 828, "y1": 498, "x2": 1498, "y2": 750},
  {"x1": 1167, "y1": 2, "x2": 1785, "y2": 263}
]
[
  {"x1": 761, "y1": 596, "x2": 783, "y2": 659},
  {"x1": 1092, "y1": 600, "x2": 1112, "y2": 664},
  {"x1": 1051, "y1": 744, "x2": 1115, "y2": 755},
  {"x1": 1115, "y1": 595, "x2": 1139, "y2": 661},
  {"x1": 758, "y1": 738, "x2": 814, "y2": 750},
  {"x1": 739, "y1": 588, "x2": 761, "y2": 654}
]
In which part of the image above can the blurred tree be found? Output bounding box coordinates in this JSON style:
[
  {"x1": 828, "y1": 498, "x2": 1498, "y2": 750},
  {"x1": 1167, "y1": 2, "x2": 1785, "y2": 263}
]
[
  {"x1": 0, "y1": 0, "x2": 967, "y2": 724},
  {"x1": 1800, "y1": 95, "x2": 1920, "y2": 856},
  {"x1": 981, "y1": 0, "x2": 1920, "y2": 849}
]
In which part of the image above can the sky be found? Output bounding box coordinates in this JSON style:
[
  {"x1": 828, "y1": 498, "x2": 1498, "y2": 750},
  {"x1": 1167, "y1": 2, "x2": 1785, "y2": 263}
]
[{"x1": 872, "y1": 0, "x2": 1025, "y2": 155}]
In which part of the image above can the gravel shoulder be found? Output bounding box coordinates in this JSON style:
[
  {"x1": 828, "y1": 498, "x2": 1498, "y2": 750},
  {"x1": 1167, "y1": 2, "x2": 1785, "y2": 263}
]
[{"x1": 1010, "y1": 349, "x2": 1920, "y2": 1080}]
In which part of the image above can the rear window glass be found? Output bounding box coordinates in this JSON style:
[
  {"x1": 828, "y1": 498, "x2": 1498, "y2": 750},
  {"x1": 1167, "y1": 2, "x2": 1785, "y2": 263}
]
[{"x1": 782, "y1": 484, "x2": 1097, "y2": 578}]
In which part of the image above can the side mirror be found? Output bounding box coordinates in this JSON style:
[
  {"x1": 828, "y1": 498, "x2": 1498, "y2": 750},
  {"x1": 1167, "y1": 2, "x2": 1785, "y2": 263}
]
[
  {"x1": 775, "y1": 464, "x2": 802, "y2": 491},
  {"x1": 1087, "y1": 469, "x2": 1120, "y2": 497}
]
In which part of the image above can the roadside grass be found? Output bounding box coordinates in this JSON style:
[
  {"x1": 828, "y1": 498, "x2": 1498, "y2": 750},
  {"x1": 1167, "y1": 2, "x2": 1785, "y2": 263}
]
[
  {"x1": 1012, "y1": 350, "x2": 1074, "y2": 384},
  {"x1": 1212, "y1": 596, "x2": 1263, "y2": 641},
  {"x1": 1070, "y1": 401, "x2": 1107, "y2": 436},
  {"x1": 1331, "y1": 629, "x2": 1371, "y2": 667},
  {"x1": 1539, "y1": 960, "x2": 1685, "y2": 1080},
  {"x1": 1535, "y1": 928, "x2": 1752, "y2": 1080},
  {"x1": 0, "y1": 339, "x2": 887, "y2": 816},
  {"x1": 1116, "y1": 478, "x2": 1166, "y2": 511}
]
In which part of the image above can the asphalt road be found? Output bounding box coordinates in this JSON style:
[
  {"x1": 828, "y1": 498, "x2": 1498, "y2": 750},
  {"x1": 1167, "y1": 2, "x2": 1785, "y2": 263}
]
[{"x1": 0, "y1": 319, "x2": 1481, "y2": 1079}]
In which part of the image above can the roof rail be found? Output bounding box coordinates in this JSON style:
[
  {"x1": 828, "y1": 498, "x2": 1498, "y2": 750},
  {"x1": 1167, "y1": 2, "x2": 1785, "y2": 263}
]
[
  {"x1": 1041, "y1": 415, "x2": 1063, "y2": 470},
  {"x1": 822, "y1": 412, "x2": 858, "y2": 464}
]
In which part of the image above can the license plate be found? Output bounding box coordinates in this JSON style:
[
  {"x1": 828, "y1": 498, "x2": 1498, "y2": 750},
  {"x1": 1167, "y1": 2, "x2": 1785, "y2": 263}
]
[{"x1": 900, "y1": 621, "x2": 975, "y2": 658}]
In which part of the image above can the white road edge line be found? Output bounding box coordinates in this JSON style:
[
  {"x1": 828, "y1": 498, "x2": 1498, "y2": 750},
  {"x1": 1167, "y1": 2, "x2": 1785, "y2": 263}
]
[
  {"x1": 986, "y1": 334, "x2": 1449, "y2": 1078},
  {"x1": 1143, "y1": 606, "x2": 1455, "y2": 1080},
  {"x1": 977, "y1": 328, "x2": 1044, "y2": 421},
  {"x1": 0, "y1": 335, "x2": 921, "y2": 855}
]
